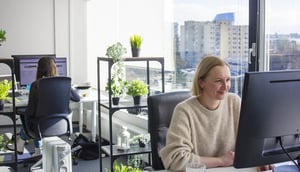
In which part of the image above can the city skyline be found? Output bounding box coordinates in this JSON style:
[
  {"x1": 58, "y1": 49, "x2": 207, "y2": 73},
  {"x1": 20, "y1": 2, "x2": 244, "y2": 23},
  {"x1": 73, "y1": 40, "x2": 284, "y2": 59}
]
[{"x1": 173, "y1": 0, "x2": 300, "y2": 34}]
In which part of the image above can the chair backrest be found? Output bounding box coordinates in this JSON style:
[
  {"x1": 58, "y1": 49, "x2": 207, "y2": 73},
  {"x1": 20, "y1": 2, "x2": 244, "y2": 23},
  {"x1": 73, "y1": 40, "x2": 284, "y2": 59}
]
[
  {"x1": 27, "y1": 76, "x2": 72, "y2": 138},
  {"x1": 147, "y1": 90, "x2": 191, "y2": 170}
]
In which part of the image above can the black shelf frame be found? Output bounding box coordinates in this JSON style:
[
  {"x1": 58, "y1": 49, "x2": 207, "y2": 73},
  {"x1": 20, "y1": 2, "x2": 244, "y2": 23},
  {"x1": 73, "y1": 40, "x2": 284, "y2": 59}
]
[
  {"x1": 97, "y1": 57, "x2": 164, "y2": 172},
  {"x1": 0, "y1": 58, "x2": 18, "y2": 171}
]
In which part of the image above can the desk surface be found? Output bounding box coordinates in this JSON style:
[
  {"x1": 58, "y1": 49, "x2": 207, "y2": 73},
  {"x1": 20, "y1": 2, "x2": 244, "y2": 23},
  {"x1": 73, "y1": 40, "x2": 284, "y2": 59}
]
[
  {"x1": 157, "y1": 167, "x2": 257, "y2": 172},
  {"x1": 4, "y1": 88, "x2": 98, "y2": 108}
]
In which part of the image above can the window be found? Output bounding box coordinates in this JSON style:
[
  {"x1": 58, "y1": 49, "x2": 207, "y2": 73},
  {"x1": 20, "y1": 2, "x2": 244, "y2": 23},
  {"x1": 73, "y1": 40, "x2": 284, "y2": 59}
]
[
  {"x1": 172, "y1": 0, "x2": 249, "y2": 95},
  {"x1": 255, "y1": 0, "x2": 300, "y2": 71}
]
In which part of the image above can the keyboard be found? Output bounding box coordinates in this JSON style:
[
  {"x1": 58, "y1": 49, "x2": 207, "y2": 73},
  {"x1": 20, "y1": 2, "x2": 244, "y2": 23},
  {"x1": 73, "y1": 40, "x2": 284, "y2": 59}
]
[{"x1": 8, "y1": 91, "x2": 23, "y2": 97}]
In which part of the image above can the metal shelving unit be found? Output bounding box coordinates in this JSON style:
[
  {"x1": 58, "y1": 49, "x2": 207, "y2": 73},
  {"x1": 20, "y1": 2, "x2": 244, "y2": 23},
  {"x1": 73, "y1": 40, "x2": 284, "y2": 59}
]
[
  {"x1": 0, "y1": 58, "x2": 18, "y2": 171},
  {"x1": 97, "y1": 57, "x2": 164, "y2": 172}
]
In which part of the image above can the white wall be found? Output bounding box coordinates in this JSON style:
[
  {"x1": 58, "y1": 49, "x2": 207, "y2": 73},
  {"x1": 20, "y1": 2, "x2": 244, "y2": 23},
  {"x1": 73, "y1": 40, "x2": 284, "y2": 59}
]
[
  {"x1": 0, "y1": 0, "x2": 87, "y2": 85},
  {"x1": 0, "y1": 0, "x2": 169, "y2": 87},
  {"x1": 86, "y1": 0, "x2": 171, "y2": 87}
]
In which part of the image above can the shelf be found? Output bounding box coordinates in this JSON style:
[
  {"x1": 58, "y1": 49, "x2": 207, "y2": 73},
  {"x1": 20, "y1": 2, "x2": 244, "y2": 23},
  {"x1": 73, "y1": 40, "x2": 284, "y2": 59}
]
[
  {"x1": 0, "y1": 58, "x2": 18, "y2": 172},
  {"x1": 0, "y1": 152, "x2": 15, "y2": 164},
  {"x1": 99, "y1": 101, "x2": 147, "y2": 112},
  {"x1": 101, "y1": 144, "x2": 151, "y2": 157},
  {"x1": 97, "y1": 56, "x2": 165, "y2": 172}
]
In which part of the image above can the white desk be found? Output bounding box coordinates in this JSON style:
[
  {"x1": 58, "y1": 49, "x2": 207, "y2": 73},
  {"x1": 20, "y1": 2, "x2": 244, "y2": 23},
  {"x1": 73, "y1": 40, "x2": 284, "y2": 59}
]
[
  {"x1": 206, "y1": 167, "x2": 256, "y2": 172},
  {"x1": 4, "y1": 90, "x2": 98, "y2": 142},
  {"x1": 77, "y1": 92, "x2": 98, "y2": 142},
  {"x1": 157, "y1": 167, "x2": 257, "y2": 172}
]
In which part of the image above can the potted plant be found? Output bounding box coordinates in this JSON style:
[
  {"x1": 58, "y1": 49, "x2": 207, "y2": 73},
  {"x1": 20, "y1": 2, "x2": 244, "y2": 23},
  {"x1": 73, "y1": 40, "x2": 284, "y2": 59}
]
[
  {"x1": 129, "y1": 133, "x2": 150, "y2": 148},
  {"x1": 0, "y1": 134, "x2": 8, "y2": 152},
  {"x1": 0, "y1": 29, "x2": 6, "y2": 46},
  {"x1": 105, "y1": 42, "x2": 128, "y2": 105},
  {"x1": 106, "y1": 42, "x2": 127, "y2": 62},
  {"x1": 105, "y1": 160, "x2": 142, "y2": 172},
  {"x1": 0, "y1": 79, "x2": 12, "y2": 110},
  {"x1": 105, "y1": 77, "x2": 128, "y2": 105},
  {"x1": 126, "y1": 79, "x2": 148, "y2": 105},
  {"x1": 129, "y1": 35, "x2": 143, "y2": 57}
]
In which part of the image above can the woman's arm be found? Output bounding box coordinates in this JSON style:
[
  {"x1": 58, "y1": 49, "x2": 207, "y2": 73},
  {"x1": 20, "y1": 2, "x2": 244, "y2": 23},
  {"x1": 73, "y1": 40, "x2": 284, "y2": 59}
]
[{"x1": 70, "y1": 88, "x2": 80, "y2": 102}]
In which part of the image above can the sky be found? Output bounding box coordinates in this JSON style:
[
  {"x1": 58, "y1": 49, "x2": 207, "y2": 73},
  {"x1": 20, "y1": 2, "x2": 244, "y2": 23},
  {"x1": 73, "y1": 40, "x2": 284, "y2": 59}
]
[{"x1": 173, "y1": 0, "x2": 300, "y2": 34}]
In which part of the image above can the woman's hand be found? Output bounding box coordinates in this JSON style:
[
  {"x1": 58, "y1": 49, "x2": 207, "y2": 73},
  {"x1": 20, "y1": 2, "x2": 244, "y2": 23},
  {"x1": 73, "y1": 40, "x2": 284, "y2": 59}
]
[
  {"x1": 219, "y1": 150, "x2": 235, "y2": 167},
  {"x1": 256, "y1": 164, "x2": 274, "y2": 172},
  {"x1": 201, "y1": 151, "x2": 235, "y2": 168}
]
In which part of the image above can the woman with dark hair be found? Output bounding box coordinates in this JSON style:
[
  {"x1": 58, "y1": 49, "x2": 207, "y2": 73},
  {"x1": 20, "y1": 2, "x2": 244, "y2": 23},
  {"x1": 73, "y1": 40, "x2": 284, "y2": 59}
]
[{"x1": 7, "y1": 57, "x2": 80, "y2": 156}]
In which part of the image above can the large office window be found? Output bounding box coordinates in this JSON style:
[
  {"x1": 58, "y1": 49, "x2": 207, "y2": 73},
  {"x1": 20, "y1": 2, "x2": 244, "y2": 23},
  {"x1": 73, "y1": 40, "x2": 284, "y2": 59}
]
[
  {"x1": 254, "y1": 0, "x2": 300, "y2": 71},
  {"x1": 87, "y1": 1, "x2": 299, "y2": 93},
  {"x1": 172, "y1": 0, "x2": 249, "y2": 95}
]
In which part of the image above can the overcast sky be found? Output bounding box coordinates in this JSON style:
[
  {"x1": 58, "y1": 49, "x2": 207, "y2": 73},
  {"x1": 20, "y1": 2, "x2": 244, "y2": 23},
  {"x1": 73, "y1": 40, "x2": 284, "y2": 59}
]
[{"x1": 173, "y1": 0, "x2": 300, "y2": 34}]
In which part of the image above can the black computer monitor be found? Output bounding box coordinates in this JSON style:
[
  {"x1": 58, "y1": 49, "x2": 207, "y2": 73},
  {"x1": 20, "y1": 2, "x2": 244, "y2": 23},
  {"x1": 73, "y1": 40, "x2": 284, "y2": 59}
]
[
  {"x1": 12, "y1": 54, "x2": 67, "y2": 87},
  {"x1": 234, "y1": 70, "x2": 300, "y2": 168},
  {"x1": 55, "y1": 57, "x2": 67, "y2": 77}
]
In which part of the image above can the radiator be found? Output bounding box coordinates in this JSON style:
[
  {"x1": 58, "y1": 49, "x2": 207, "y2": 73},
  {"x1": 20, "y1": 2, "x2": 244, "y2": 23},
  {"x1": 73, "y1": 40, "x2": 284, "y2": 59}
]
[{"x1": 31, "y1": 136, "x2": 72, "y2": 172}]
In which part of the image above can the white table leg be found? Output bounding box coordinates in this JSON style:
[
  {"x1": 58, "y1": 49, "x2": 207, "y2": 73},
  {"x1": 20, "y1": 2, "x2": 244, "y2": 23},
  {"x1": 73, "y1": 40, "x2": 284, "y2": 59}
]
[
  {"x1": 91, "y1": 101, "x2": 97, "y2": 142},
  {"x1": 79, "y1": 101, "x2": 83, "y2": 133}
]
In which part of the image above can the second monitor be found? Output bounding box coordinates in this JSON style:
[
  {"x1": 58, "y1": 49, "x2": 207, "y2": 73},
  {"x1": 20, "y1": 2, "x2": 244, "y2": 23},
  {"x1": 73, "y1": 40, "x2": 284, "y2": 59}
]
[{"x1": 12, "y1": 55, "x2": 67, "y2": 87}]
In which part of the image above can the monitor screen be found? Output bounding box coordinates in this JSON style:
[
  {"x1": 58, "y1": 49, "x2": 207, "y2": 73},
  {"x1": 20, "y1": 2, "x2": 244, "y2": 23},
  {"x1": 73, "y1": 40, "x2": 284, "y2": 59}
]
[
  {"x1": 55, "y1": 57, "x2": 67, "y2": 77},
  {"x1": 12, "y1": 55, "x2": 67, "y2": 87},
  {"x1": 234, "y1": 70, "x2": 300, "y2": 168},
  {"x1": 19, "y1": 58, "x2": 39, "y2": 87}
]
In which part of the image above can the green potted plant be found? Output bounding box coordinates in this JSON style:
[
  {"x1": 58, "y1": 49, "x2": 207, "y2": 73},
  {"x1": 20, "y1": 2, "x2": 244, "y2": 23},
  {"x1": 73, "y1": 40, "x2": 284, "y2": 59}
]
[
  {"x1": 105, "y1": 42, "x2": 128, "y2": 105},
  {"x1": 105, "y1": 77, "x2": 128, "y2": 105},
  {"x1": 105, "y1": 160, "x2": 142, "y2": 172},
  {"x1": 0, "y1": 29, "x2": 6, "y2": 46},
  {"x1": 129, "y1": 133, "x2": 150, "y2": 148},
  {"x1": 129, "y1": 35, "x2": 143, "y2": 57},
  {"x1": 0, "y1": 134, "x2": 9, "y2": 152},
  {"x1": 0, "y1": 79, "x2": 12, "y2": 110},
  {"x1": 126, "y1": 79, "x2": 148, "y2": 105},
  {"x1": 106, "y1": 42, "x2": 127, "y2": 62}
]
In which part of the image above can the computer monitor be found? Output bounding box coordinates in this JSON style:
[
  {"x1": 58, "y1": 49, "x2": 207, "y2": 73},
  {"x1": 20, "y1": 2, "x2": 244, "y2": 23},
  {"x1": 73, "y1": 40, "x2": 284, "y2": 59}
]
[
  {"x1": 18, "y1": 57, "x2": 40, "y2": 87},
  {"x1": 12, "y1": 54, "x2": 56, "y2": 86},
  {"x1": 12, "y1": 55, "x2": 67, "y2": 87},
  {"x1": 55, "y1": 57, "x2": 67, "y2": 77},
  {"x1": 234, "y1": 70, "x2": 300, "y2": 168}
]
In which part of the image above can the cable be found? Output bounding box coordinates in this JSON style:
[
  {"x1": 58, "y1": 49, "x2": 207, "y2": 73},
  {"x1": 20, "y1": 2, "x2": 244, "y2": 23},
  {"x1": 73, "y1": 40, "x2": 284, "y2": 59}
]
[{"x1": 278, "y1": 137, "x2": 300, "y2": 170}]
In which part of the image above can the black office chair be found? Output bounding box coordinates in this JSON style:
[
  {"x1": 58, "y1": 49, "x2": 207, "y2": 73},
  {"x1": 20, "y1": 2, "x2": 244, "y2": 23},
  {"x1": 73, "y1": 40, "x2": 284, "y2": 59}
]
[
  {"x1": 16, "y1": 76, "x2": 74, "y2": 168},
  {"x1": 24, "y1": 76, "x2": 73, "y2": 139},
  {"x1": 147, "y1": 90, "x2": 191, "y2": 170}
]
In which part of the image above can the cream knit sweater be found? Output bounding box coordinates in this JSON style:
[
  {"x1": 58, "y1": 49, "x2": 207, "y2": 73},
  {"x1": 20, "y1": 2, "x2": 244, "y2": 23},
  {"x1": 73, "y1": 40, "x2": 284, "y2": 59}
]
[{"x1": 159, "y1": 93, "x2": 241, "y2": 170}]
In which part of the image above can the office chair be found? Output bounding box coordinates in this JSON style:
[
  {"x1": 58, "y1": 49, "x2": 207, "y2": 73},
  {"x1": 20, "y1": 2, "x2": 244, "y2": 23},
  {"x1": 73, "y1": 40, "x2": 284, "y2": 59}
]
[
  {"x1": 17, "y1": 76, "x2": 73, "y2": 168},
  {"x1": 147, "y1": 90, "x2": 191, "y2": 170},
  {"x1": 25, "y1": 76, "x2": 73, "y2": 139}
]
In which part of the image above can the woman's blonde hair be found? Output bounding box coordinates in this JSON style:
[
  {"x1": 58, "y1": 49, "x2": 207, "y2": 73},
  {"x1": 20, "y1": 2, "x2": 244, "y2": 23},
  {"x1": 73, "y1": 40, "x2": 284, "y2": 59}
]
[{"x1": 191, "y1": 56, "x2": 229, "y2": 96}]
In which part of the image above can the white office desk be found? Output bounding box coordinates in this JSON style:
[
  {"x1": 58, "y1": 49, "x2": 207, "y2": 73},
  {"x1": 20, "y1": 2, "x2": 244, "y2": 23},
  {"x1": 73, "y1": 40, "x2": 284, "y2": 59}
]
[
  {"x1": 77, "y1": 91, "x2": 98, "y2": 142},
  {"x1": 157, "y1": 167, "x2": 257, "y2": 172},
  {"x1": 206, "y1": 167, "x2": 256, "y2": 172},
  {"x1": 4, "y1": 90, "x2": 98, "y2": 142}
]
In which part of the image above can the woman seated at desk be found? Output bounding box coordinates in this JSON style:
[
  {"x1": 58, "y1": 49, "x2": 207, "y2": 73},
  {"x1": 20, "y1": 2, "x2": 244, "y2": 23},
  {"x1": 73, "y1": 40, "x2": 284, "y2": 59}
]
[
  {"x1": 7, "y1": 56, "x2": 80, "y2": 156},
  {"x1": 159, "y1": 56, "x2": 274, "y2": 172}
]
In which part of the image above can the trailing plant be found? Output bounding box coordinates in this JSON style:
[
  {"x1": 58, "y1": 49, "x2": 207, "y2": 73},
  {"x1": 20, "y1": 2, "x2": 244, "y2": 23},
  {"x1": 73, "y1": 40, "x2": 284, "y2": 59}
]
[
  {"x1": 0, "y1": 79, "x2": 12, "y2": 100},
  {"x1": 129, "y1": 35, "x2": 143, "y2": 49},
  {"x1": 129, "y1": 133, "x2": 150, "y2": 145},
  {"x1": 106, "y1": 42, "x2": 127, "y2": 63},
  {"x1": 126, "y1": 79, "x2": 148, "y2": 97},
  {"x1": 105, "y1": 76, "x2": 128, "y2": 98},
  {"x1": 105, "y1": 160, "x2": 142, "y2": 172},
  {"x1": 105, "y1": 42, "x2": 128, "y2": 98}
]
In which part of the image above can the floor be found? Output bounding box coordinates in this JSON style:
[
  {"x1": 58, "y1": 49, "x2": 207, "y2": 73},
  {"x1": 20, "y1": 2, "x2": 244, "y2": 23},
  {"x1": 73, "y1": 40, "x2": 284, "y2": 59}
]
[{"x1": 0, "y1": 123, "x2": 147, "y2": 172}]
